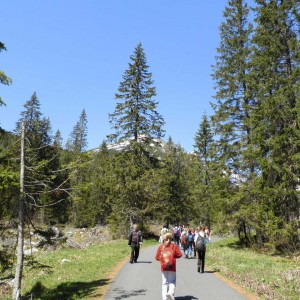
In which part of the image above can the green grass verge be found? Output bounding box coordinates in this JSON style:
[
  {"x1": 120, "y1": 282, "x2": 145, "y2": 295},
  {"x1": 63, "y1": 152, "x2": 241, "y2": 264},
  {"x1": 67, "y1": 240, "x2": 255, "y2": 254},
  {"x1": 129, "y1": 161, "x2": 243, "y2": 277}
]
[
  {"x1": 206, "y1": 237, "x2": 300, "y2": 300},
  {"x1": 4, "y1": 238, "x2": 157, "y2": 300}
]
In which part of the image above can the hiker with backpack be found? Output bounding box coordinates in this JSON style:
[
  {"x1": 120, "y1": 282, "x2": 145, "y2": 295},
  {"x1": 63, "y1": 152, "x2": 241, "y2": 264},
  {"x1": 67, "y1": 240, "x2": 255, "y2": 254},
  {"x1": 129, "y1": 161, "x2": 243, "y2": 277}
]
[
  {"x1": 180, "y1": 228, "x2": 188, "y2": 258},
  {"x1": 155, "y1": 232, "x2": 182, "y2": 300},
  {"x1": 172, "y1": 225, "x2": 180, "y2": 246},
  {"x1": 186, "y1": 230, "x2": 194, "y2": 259},
  {"x1": 128, "y1": 223, "x2": 143, "y2": 264},
  {"x1": 195, "y1": 224, "x2": 209, "y2": 273}
]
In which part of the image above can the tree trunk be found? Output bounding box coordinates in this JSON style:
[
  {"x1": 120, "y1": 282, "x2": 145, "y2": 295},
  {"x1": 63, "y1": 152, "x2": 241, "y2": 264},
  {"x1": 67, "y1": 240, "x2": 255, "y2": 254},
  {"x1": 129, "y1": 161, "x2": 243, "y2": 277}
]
[
  {"x1": 13, "y1": 122, "x2": 25, "y2": 300},
  {"x1": 242, "y1": 220, "x2": 248, "y2": 243}
]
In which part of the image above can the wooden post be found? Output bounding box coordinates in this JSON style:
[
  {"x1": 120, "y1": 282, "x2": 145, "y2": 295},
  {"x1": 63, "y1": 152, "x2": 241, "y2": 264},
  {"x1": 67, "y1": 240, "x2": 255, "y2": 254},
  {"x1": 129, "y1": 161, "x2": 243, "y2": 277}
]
[{"x1": 13, "y1": 121, "x2": 25, "y2": 300}]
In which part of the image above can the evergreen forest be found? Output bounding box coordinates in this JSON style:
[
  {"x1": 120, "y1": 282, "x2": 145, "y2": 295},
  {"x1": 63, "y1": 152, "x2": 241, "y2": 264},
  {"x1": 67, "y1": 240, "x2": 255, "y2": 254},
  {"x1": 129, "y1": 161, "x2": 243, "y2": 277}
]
[{"x1": 1, "y1": 3, "x2": 299, "y2": 288}]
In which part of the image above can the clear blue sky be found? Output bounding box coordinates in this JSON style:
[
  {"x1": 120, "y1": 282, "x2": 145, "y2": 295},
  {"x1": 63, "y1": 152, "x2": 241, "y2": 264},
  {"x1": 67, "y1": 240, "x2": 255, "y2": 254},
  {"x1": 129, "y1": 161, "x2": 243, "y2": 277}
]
[{"x1": 0, "y1": 0, "x2": 230, "y2": 152}]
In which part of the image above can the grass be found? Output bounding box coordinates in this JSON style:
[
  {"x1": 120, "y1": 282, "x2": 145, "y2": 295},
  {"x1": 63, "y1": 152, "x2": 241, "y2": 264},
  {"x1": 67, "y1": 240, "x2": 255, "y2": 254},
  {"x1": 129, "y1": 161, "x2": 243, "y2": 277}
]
[
  {"x1": 4, "y1": 237, "x2": 299, "y2": 299},
  {"x1": 206, "y1": 237, "x2": 300, "y2": 300},
  {"x1": 2, "y1": 238, "x2": 157, "y2": 300}
]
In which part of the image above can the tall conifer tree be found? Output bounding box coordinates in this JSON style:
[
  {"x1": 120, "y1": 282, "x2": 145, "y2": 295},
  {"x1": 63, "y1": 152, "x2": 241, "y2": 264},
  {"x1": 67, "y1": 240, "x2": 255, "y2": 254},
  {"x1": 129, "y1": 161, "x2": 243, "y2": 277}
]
[
  {"x1": 53, "y1": 129, "x2": 63, "y2": 149},
  {"x1": 108, "y1": 43, "x2": 165, "y2": 144},
  {"x1": 211, "y1": 0, "x2": 256, "y2": 240},
  {"x1": 211, "y1": 0, "x2": 253, "y2": 173},
  {"x1": 250, "y1": 0, "x2": 300, "y2": 246},
  {"x1": 15, "y1": 93, "x2": 70, "y2": 224},
  {"x1": 194, "y1": 114, "x2": 214, "y2": 185},
  {"x1": 193, "y1": 114, "x2": 219, "y2": 226},
  {"x1": 68, "y1": 109, "x2": 88, "y2": 153},
  {"x1": 16, "y1": 92, "x2": 52, "y2": 148}
]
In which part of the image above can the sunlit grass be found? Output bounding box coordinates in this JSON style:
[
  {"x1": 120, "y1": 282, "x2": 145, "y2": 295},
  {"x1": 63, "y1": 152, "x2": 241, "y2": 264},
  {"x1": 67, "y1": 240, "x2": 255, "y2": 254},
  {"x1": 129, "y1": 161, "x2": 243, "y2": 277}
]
[
  {"x1": 206, "y1": 238, "x2": 299, "y2": 300},
  {"x1": 15, "y1": 238, "x2": 157, "y2": 300}
]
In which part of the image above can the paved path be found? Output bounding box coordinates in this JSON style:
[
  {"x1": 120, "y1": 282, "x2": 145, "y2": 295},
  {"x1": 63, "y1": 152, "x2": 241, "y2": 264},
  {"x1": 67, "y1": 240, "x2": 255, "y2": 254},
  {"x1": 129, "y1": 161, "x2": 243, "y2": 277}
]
[{"x1": 104, "y1": 239, "x2": 253, "y2": 300}]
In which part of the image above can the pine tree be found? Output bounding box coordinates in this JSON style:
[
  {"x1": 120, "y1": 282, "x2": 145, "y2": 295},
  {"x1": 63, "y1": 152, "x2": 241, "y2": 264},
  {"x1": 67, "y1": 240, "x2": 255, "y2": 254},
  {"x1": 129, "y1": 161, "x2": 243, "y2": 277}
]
[
  {"x1": 192, "y1": 115, "x2": 214, "y2": 225},
  {"x1": 157, "y1": 138, "x2": 191, "y2": 225},
  {"x1": 0, "y1": 41, "x2": 12, "y2": 106},
  {"x1": 194, "y1": 114, "x2": 214, "y2": 185},
  {"x1": 53, "y1": 129, "x2": 63, "y2": 149},
  {"x1": 211, "y1": 0, "x2": 253, "y2": 173},
  {"x1": 16, "y1": 92, "x2": 52, "y2": 148},
  {"x1": 108, "y1": 43, "x2": 165, "y2": 144},
  {"x1": 210, "y1": 0, "x2": 259, "y2": 242},
  {"x1": 15, "y1": 93, "x2": 71, "y2": 224},
  {"x1": 249, "y1": 0, "x2": 300, "y2": 249},
  {"x1": 68, "y1": 109, "x2": 88, "y2": 153},
  {"x1": 88, "y1": 141, "x2": 112, "y2": 225}
]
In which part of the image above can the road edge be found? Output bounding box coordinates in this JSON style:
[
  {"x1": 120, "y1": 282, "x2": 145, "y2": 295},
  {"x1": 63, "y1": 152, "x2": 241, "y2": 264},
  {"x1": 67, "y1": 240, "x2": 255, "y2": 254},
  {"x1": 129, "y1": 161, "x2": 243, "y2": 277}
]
[
  {"x1": 99, "y1": 243, "x2": 260, "y2": 300},
  {"x1": 99, "y1": 243, "x2": 153, "y2": 300},
  {"x1": 207, "y1": 267, "x2": 260, "y2": 300},
  {"x1": 98, "y1": 254, "x2": 129, "y2": 300}
]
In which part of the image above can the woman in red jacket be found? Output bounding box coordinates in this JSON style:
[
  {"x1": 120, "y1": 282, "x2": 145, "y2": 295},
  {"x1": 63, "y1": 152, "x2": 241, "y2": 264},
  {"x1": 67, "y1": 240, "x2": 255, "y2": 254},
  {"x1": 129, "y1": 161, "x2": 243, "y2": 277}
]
[{"x1": 155, "y1": 232, "x2": 182, "y2": 300}]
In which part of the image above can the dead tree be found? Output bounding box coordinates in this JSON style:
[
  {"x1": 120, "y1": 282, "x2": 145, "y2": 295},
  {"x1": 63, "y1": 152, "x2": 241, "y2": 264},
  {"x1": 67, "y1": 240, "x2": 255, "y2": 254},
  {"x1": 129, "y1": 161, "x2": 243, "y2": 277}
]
[
  {"x1": 13, "y1": 122, "x2": 25, "y2": 300},
  {"x1": 12, "y1": 121, "x2": 73, "y2": 299}
]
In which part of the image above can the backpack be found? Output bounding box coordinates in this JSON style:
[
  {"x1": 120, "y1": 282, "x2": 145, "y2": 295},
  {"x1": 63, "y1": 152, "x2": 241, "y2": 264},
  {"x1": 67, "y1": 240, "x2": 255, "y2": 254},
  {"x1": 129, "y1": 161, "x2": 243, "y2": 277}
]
[
  {"x1": 173, "y1": 227, "x2": 179, "y2": 236},
  {"x1": 161, "y1": 227, "x2": 168, "y2": 235},
  {"x1": 181, "y1": 234, "x2": 187, "y2": 245},
  {"x1": 188, "y1": 233, "x2": 194, "y2": 242},
  {"x1": 160, "y1": 244, "x2": 175, "y2": 271},
  {"x1": 195, "y1": 235, "x2": 206, "y2": 251}
]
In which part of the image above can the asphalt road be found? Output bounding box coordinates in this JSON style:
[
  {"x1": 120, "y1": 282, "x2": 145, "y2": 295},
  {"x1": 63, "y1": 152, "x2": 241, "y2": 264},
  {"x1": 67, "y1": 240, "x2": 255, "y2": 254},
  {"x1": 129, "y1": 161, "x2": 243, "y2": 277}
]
[{"x1": 104, "y1": 238, "x2": 254, "y2": 300}]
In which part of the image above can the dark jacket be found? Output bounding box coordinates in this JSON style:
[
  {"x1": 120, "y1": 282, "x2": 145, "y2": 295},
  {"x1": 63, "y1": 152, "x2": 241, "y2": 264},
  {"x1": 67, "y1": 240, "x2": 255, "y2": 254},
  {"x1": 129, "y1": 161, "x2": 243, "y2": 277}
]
[{"x1": 128, "y1": 230, "x2": 143, "y2": 245}]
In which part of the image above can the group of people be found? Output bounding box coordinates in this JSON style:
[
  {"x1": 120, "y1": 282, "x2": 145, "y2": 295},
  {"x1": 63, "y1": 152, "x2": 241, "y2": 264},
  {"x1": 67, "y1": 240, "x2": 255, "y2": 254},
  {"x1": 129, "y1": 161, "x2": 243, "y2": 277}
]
[
  {"x1": 171, "y1": 224, "x2": 210, "y2": 260},
  {"x1": 128, "y1": 223, "x2": 211, "y2": 300},
  {"x1": 160, "y1": 224, "x2": 211, "y2": 270},
  {"x1": 156, "y1": 224, "x2": 211, "y2": 300}
]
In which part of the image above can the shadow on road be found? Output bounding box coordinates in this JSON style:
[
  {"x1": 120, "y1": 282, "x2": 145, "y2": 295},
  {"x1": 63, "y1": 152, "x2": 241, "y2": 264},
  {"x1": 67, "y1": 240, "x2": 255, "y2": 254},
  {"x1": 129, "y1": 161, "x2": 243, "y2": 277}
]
[
  {"x1": 23, "y1": 279, "x2": 109, "y2": 299},
  {"x1": 112, "y1": 287, "x2": 147, "y2": 299},
  {"x1": 175, "y1": 296, "x2": 199, "y2": 300},
  {"x1": 136, "y1": 260, "x2": 152, "y2": 264},
  {"x1": 205, "y1": 270, "x2": 218, "y2": 274}
]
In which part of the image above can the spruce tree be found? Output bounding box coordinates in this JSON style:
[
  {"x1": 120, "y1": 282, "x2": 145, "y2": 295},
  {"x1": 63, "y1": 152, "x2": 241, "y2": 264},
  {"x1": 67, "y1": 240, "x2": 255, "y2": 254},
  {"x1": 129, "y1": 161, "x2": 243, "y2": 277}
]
[
  {"x1": 194, "y1": 114, "x2": 214, "y2": 185},
  {"x1": 15, "y1": 93, "x2": 70, "y2": 224},
  {"x1": 192, "y1": 115, "x2": 214, "y2": 225},
  {"x1": 211, "y1": 0, "x2": 253, "y2": 173},
  {"x1": 0, "y1": 41, "x2": 12, "y2": 106},
  {"x1": 16, "y1": 92, "x2": 52, "y2": 148},
  {"x1": 249, "y1": 0, "x2": 300, "y2": 249},
  {"x1": 211, "y1": 0, "x2": 258, "y2": 241},
  {"x1": 158, "y1": 138, "x2": 191, "y2": 225},
  {"x1": 88, "y1": 141, "x2": 112, "y2": 226},
  {"x1": 108, "y1": 43, "x2": 165, "y2": 144},
  {"x1": 53, "y1": 129, "x2": 63, "y2": 149},
  {"x1": 68, "y1": 109, "x2": 88, "y2": 153}
]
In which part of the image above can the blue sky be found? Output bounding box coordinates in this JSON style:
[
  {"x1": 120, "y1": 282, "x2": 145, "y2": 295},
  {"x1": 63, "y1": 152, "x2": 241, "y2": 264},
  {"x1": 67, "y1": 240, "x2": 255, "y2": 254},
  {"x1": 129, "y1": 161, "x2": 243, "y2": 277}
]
[{"x1": 1, "y1": 0, "x2": 231, "y2": 152}]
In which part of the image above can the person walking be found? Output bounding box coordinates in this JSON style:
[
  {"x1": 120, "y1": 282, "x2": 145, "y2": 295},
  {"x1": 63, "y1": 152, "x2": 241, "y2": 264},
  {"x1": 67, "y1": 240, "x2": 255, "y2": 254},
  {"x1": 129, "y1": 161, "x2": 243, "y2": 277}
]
[
  {"x1": 192, "y1": 228, "x2": 197, "y2": 257},
  {"x1": 195, "y1": 225, "x2": 209, "y2": 273},
  {"x1": 172, "y1": 225, "x2": 180, "y2": 246},
  {"x1": 128, "y1": 223, "x2": 143, "y2": 263},
  {"x1": 180, "y1": 228, "x2": 188, "y2": 258},
  {"x1": 159, "y1": 224, "x2": 169, "y2": 243},
  {"x1": 186, "y1": 230, "x2": 194, "y2": 259},
  {"x1": 205, "y1": 225, "x2": 211, "y2": 241},
  {"x1": 155, "y1": 232, "x2": 182, "y2": 300}
]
